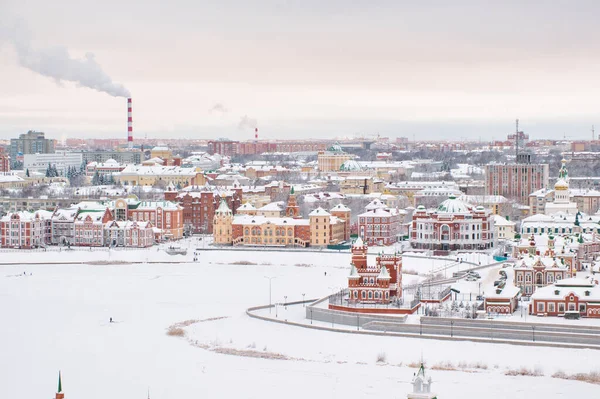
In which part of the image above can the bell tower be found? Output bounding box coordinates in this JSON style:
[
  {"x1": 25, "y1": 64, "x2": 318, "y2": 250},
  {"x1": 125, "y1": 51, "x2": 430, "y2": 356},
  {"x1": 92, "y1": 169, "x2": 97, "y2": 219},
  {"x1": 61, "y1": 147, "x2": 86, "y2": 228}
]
[{"x1": 285, "y1": 187, "x2": 301, "y2": 218}]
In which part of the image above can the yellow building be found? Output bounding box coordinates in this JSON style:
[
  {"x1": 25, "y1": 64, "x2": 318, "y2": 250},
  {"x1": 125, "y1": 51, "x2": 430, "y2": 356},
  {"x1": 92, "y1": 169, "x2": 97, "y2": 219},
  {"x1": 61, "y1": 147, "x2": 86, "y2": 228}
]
[
  {"x1": 339, "y1": 176, "x2": 385, "y2": 195},
  {"x1": 317, "y1": 144, "x2": 353, "y2": 172},
  {"x1": 213, "y1": 200, "x2": 233, "y2": 244},
  {"x1": 114, "y1": 165, "x2": 205, "y2": 187},
  {"x1": 494, "y1": 214, "x2": 516, "y2": 241},
  {"x1": 150, "y1": 146, "x2": 173, "y2": 164},
  {"x1": 309, "y1": 207, "x2": 331, "y2": 246}
]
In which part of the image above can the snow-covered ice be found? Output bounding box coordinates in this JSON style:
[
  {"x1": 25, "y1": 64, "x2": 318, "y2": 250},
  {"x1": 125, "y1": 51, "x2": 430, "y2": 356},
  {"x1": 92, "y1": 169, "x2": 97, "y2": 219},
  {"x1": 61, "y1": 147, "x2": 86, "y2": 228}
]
[{"x1": 1, "y1": 247, "x2": 598, "y2": 398}]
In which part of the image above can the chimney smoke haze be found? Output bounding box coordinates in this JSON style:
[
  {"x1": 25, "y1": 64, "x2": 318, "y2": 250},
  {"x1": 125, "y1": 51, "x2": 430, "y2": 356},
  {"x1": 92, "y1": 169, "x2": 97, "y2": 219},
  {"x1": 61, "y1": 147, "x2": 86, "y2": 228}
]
[{"x1": 0, "y1": 18, "x2": 130, "y2": 98}]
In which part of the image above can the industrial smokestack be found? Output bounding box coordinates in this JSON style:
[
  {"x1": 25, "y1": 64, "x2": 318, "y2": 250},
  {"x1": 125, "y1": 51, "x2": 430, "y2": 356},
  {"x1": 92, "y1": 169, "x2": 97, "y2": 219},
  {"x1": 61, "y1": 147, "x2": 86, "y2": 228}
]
[{"x1": 127, "y1": 98, "x2": 133, "y2": 149}]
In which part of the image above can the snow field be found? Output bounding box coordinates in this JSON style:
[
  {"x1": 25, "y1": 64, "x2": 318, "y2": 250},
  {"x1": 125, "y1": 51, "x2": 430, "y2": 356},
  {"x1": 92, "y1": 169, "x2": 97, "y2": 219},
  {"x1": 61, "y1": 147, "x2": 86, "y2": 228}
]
[{"x1": 1, "y1": 249, "x2": 598, "y2": 398}]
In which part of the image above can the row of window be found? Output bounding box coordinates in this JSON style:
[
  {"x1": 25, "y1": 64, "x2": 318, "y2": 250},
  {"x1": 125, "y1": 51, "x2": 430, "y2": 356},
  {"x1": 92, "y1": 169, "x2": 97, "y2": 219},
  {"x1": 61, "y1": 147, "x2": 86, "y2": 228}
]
[
  {"x1": 537, "y1": 301, "x2": 583, "y2": 313},
  {"x1": 352, "y1": 290, "x2": 390, "y2": 300},
  {"x1": 517, "y1": 273, "x2": 563, "y2": 284},
  {"x1": 244, "y1": 228, "x2": 294, "y2": 236}
]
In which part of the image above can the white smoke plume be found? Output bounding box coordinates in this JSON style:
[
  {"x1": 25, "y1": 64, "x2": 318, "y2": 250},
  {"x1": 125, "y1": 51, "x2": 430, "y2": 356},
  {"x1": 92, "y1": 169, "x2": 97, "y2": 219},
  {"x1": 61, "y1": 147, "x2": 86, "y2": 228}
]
[
  {"x1": 0, "y1": 18, "x2": 130, "y2": 97},
  {"x1": 208, "y1": 103, "x2": 229, "y2": 114},
  {"x1": 238, "y1": 115, "x2": 258, "y2": 130}
]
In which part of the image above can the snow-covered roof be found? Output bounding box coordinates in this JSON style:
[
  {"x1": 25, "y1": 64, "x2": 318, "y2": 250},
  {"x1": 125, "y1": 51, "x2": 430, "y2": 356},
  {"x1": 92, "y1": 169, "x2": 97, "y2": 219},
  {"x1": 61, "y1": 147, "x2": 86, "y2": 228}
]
[
  {"x1": 348, "y1": 264, "x2": 360, "y2": 278},
  {"x1": 232, "y1": 215, "x2": 309, "y2": 226},
  {"x1": 358, "y1": 207, "x2": 401, "y2": 217},
  {"x1": 378, "y1": 265, "x2": 391, "y2": 279},
  {"x1": 339, "y1": 159, "x2": 362, "y2": 171},
  {"x1": 52, "y1": 207, "x2": 80, "y2": 222},
  {"x1": 436, "y1": 196, "x2": 472, "y2": 214},
  {"x1": 258, "y1": 202, "x2": 285, "y2": 212},
  {"x1": 353, "y1": 236, "x2": 364, "y2": 247},
  {"x1": 0, "y1": 210, "x2": 52, "y2": 222},
  {"x1": 365, "y1": 199, "x2": 387, "y2": 211},
  {"x1": 486, "y1": 268, "x2": 520, "y2": 298},
  {"x1": 494, "y1": 214, "x2": 515, "y2": 227},
  {"x1": 75, "y1": 209, "x2": 107, "y2": 223},
  {"x1": 330, "y1": 203, "x2": 351, "y2": 212},
  {"x1": 237, "y1": 202, "x2": 257, "y2": 211},
  {"x1": 215, "y1": 199, "x2": 232, "y2": 215},
  {"x1": 309, "y1": 207, "x2": 331, "y2": 217},
  {"x1": 117, "y1": 165, "x2": 197, "y2": 177},
  {"x1": 0, "y1": 173, "x2": 25, "y2": 183},
  {"x1": 531, "y1": 277, "x2": 600, "y2": 301}
]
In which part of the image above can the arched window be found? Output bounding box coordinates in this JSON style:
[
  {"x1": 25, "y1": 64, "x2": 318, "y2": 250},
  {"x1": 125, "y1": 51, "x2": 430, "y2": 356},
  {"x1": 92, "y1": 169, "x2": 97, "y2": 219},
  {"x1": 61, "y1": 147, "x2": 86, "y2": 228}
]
[
  {"x1": 440, "y1": 225, "x2": 450, "y2": 241},
  {"x1": 368, "y1": 291, "x2": 373, "y2": 299},
  {"x1": 535, "y1": 273, "x2": 543, "y2": 285}
]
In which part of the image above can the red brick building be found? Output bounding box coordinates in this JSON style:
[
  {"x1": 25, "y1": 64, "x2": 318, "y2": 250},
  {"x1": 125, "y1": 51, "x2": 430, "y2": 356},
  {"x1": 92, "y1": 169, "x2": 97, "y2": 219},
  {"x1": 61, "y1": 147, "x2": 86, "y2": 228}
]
[
  {"x1": 230, "y1": 215, "x2": 311, "y2": 247},
  {"x1": 411, "y1": 196, "x2": 495, "y2": 251},
  {"x1": 347, "y1": 237, "x2": 402, "y2": 303},
  {"x1": 164, "y1": 186, "x2": 243, "y2": 234},
  {"x1": 0, "y1": 210, "x2": 52, "y2": 248},
  {"x1": 0, "y1": 148, "x2": 10, "y2": 173},
  {"x1": 530, "y1": 277, "x2": 600, "y2": 318},
  {"x1": 485, "y1": 163, "x2": 549, "y2": 204},
  {"x1": 73, "y1": 208, "x2": 114, "y2": 247},
  {"x1": 358, "y1": 200, "x2": 402, "y2": 246}
]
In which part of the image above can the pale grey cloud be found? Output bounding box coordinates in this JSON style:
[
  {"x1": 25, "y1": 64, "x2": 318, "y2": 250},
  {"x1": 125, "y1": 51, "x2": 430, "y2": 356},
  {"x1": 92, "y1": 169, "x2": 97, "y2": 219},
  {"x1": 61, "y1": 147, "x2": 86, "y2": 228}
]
[
  {"x1": 1, "y1": 0, "x2": 600, "y2": 140},
  {"x1": 208, "y1": 103, "x2": 229, "y2": 114}
]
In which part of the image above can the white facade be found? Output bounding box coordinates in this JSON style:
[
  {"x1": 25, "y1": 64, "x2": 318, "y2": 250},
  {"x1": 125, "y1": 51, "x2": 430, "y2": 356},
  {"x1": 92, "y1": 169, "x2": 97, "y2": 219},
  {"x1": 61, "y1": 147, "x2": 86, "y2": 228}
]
[
  {"x1": 494, "y1": 214, "x2": 516, "y2": 240},
  {"x1": 24, "y1": 151, "x2": 83, "y2": 176}
]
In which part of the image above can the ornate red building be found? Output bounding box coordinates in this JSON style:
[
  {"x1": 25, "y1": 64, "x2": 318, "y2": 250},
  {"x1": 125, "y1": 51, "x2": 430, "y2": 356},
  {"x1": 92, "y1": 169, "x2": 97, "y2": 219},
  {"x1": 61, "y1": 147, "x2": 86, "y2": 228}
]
[
  {"x1": 347, "y1": 237, "x2": 403, "y2": 303},
  {"x1": 411, "y1": 196, "x2": 495, "y2": 251},
  {"x1": 165, "y1": 185, "x2": 242, "y2": 234}
]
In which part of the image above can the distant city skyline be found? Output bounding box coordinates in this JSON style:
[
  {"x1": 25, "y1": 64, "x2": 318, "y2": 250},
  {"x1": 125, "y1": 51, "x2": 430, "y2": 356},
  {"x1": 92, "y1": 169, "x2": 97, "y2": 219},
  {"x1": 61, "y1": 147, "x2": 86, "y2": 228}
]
[{"x1": 1, "y1": 1, "x2": 599, "y2": 141}]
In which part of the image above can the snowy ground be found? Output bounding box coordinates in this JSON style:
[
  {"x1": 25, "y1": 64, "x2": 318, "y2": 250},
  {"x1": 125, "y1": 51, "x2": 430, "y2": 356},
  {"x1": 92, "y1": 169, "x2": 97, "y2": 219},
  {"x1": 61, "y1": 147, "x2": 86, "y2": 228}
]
[{"x1": 1, "y1": 248, "x2": 599, "y2": 398}]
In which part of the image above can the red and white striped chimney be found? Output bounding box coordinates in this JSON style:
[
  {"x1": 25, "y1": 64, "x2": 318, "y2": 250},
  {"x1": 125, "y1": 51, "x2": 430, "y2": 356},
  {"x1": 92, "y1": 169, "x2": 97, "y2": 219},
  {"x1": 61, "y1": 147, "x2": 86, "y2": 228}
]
[{"x1": 127, "y1": 97, "x2": 133, "y2": 149}]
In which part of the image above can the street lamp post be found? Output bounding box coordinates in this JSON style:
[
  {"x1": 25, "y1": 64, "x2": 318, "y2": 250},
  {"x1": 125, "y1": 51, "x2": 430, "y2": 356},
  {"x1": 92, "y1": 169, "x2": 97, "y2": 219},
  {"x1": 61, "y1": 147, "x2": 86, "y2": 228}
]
[
  {"x1": 532, "y1": 325, "x2": 536, "y2": 342},
  {"x1": 284, "y1": 295, "x2": 288, "y2": 309},
  {"x1": 310, "y1": 308, "x2": 313, "y2": 324},
  {"x1": 356, "y1": 314, "x2": 360, "y2": 331},
  {"x1": 450, "y1": 320, "x2": 454, "y2": 337},
  {"x1": 302, "y1": 293, "x2": 306, "y2": 306},
  {"x1": 264, "y1": 276, "x2": 277, "y2": 314},
  {"x1": 420, "y1": 318, "x2": 423, "y2": 336}
]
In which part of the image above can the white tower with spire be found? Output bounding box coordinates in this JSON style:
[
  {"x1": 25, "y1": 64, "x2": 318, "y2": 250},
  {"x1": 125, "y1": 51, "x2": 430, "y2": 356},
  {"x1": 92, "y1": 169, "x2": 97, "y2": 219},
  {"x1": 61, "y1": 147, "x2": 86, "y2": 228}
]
[
  {"x1": 545, "y1": 159, "x2": 578, "y2": 215},
  {"x1": 407, "y1": 362, "x2": 437, "y2": 399}
]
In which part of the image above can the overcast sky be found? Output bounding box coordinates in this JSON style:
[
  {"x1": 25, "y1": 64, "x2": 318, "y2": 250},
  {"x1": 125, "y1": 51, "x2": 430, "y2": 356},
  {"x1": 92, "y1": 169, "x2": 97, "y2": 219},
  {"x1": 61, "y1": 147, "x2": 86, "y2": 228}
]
[{"x1": 1, "y1": 1, "x2": 599, "y2": 142}]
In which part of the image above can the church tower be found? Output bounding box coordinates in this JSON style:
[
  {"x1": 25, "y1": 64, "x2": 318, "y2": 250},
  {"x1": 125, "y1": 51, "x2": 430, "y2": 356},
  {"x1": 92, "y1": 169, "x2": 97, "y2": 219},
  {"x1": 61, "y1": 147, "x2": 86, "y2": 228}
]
[
  {"x1": 55, "y1": 371, "x2": 65, "y2": 399},
  {"x1": 213, "y1": 199, "x2": 233, "y2": 245},
  {"x1": 545, "y1": 158, "x2": 577, "y2": 215},
  {"x1": 351, "y1": 236, "x2": 368, "y2": 269},
  {"x1": 285, "y1": 187, "x2": 301, "y2": 218}
]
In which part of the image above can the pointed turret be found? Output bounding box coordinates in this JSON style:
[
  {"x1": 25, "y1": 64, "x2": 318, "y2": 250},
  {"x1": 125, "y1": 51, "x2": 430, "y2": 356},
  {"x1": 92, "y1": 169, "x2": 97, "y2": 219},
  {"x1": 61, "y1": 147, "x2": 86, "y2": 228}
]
[
  {"x1": 408, "y1": 362, "x2": 437, "y2": 399},
  {"x1": 377, "y1": 265, "x2": 391, "y2": 280},
  {"x1": 348, "y1": 263, "x2": 360, "y2": 279},
  {"x1": 215, "y1": 199, "x2": 232, "y2": 216},
  {"x1": 353, "y1": 236, "x2": 364, "y2": 248},
  {"x1": 55, "y1": 371, "x2": 64, "y2": 399}
]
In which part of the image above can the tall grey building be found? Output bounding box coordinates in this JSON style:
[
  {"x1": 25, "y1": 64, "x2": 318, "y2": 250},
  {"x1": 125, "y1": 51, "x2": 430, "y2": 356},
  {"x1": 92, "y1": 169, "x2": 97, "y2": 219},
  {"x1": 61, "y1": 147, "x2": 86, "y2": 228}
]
[{"x1": 10, "y1": 131, "x2": 56, "y2": 166}]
